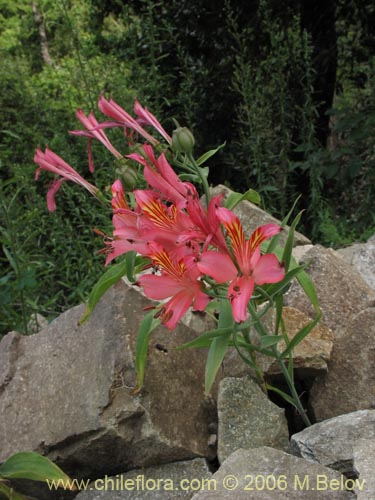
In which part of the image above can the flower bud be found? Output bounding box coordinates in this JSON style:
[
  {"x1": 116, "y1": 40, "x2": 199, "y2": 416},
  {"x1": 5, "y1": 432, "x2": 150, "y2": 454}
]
[
  {"x1": 172, "y1": 126, "x2": 195, "y2": 154},
  {"x1": 115, "y1": 160, "x2": 138, "y2": 190}
]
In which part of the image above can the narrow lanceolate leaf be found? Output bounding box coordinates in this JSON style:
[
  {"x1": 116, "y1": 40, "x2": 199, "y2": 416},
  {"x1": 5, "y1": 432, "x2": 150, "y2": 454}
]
[
  {"x1": 176, "y1": 327, "x2": 234, "y2": 350},
  {"x1": 0, "y1": 452, "x2": 76, "y2": 490},
  {"x1": 259, "y1": 335, "x2": 284, "y2": 349},
  {"x1": 281, "y1": 210, "x2": 303, "y2": 272},
  {"x1": 125, "y1": 251, "x2": 137, "y2": 283},
  {"x1": 266, "y1": 384, "x2": 299, "y2": 409},
  {"x1": 133, "y1": 311, "x2": 161, "y2": 394},
  {"x1": 266, "y1": 194, "x2": 302, "y2": 254},
  {"x1": 225, "y1": 188, "x2": 261, "y2": 210},
  {"x1": 195, "y1": 143, "x2": 226, "y2": 166},
  {"x1": 296, "y1": 269, "x2": 320, "y2": 315},
  {"x1": 204, "y1": 300, "x2": 233, "y2": 394},
  {"x1": 205, "y1": 334, "x2": 231, "y2": 395},
  {"x1": 78, "y1": 260, "x2": 128, "y2": 325}
]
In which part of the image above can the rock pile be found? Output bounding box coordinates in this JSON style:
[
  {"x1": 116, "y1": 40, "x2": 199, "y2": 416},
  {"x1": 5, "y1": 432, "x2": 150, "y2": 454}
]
[{"x1": 1, "y1": 185, "x2": 375, "y2": 499}]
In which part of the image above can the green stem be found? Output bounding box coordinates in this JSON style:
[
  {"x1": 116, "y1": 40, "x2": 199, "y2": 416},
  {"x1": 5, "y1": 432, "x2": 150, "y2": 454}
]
[
  {"x1": 187, "y1": 153, "x2": 211, "y2": 204},
  {"x1": 248, "y1": 301, "x2": 311, "y2": 426},
  {"x1": 275, "y1": 351, "x2": 311, "y2": 427}
]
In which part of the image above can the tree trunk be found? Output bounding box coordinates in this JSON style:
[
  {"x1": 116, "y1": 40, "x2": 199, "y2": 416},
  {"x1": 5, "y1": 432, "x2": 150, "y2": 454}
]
[
  {"x1": 300, "y1": 0, "x2": 337, "y2": 147},
  {"x1": 31, "y1": 1, "x2": 53, "y2": 66}
]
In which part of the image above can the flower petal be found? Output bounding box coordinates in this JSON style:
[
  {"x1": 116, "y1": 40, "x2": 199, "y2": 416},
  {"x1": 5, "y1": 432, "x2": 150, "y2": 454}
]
[
  {"x1": 137, "y1": 274, "x2": 185, "y2": 300},
  {"x1": 198, "y1": 251, "x2": 237, "y2": 283},
  {"x1": 161, "y1": 290, "x2": 195, "y2": 330},
  {"x1": 228, "y1": 276, "x2": 255, "y2": 323},
  {"x1": 252, "y1": 254, "x2": 285, "y2": 285}
]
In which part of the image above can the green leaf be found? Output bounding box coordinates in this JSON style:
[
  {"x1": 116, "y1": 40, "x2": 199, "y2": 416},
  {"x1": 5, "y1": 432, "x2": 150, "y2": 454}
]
[
  {"x1": 259, "y1": 335, "x2": 284, "y2": 348},
  {"x1": 125, "y1": 251, "x2": 137, "y2": 283},
  {"x1": 205, "y1": 334, "x2": 231, "y2": 395},
  {"x1": 195, "y1": 143, "x2": 225, "y2": 166},
  {"x1": 281, "y1": 211, "x2": 303, "y2": 272},
  {"x1": 134, "y1": 311, "x2": 161, "y2": 393},
  {"x1": 0, "y1": 452, "x2": 75, "y2": 489},
  {"x1": 225, "y1": 188, "x2": 261, "y2": 210},
  {"x1": 204, "y1": 300, "x2": 233, "y2": 394},
  {"x1": 266, "y1": 384, "x2": 299, "y2": 408},
  {"x1": 176, "y1": 327, "x2": 234, "y2": 350},
  {"x1": 78, "y1": 260, "x2": 129, "y2": 325},
  {"x1": 266, "y1": 195, "x2": 301, "y2": 254},
  {"x1": 296, "y1": 269, "x2": 320, "y2": 315}
]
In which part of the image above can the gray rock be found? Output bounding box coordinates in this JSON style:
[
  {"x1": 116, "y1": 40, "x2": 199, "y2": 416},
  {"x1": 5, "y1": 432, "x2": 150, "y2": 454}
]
[
  {"x1": 285, "y1": 245, "x2": 375, "y2": 338},
  {"x1": 0, "y1": 280, "x2": 215, "y2": 479},
  {"x1": 191, "y1": 447, "x2": 355, "y2": 499},
  {"x1": 217, "y1": 377, "x2": 289, "y2": 464},
  {"x1": 209, "y1": 185, "x2": 311, "y2": 246},
  {"x1": 309, "y1": 308, "x2": 375, "y2": 421},
  {"x1": 353, "y1": 439, "x2": 375, "y2": 500},
  {"x1": 337, "y1": 235, "x2": 375, "y2": 291},
  {"x1": 290, "y1": 409, "x2": 375, "y2": 476},
  {"x1": 254, "y1": 307, "x2": 333, "y2": 376},
  {"x1": 75, "y1": 458, "x2": 211, "y2": 499}
]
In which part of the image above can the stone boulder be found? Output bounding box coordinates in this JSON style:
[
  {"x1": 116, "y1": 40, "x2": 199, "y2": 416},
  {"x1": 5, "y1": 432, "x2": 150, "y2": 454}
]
[
  {"x1": 285, "y1": 245, "x2": 375, "y2": 338},
  {"x1": 337, "y1": 234, "x2": 375, "y2": 291},
  {"x1": 254, "y1": 307, "x2": 333, "y2": 376},
  {"x1": 291, "y1": 409, "x2": 375, "y2": 476},
  {"x1": 74, "y1": 458, "x2": 212, "y2": 500},
  {"x1": 309, "y1": 308, "x2": 375, "y2": 421},
  {"x1": 353, "y1": 438, "x2": 375, "y2": 500},
  {"x1": 191, "y1": 447, "x2": 355, "y2": 499},
  {"x1": 0, "y1": 280, "x2": 216, "y2": 480},
  {"x1": 217, "y1": 377, "x2": 289, "y2": 464}
]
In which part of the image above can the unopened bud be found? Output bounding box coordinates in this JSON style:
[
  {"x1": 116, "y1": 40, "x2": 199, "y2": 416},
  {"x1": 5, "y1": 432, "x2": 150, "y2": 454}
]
[
  {"x1": 115, "y1": 159, "x2": 138, "y2": 190},
  {"x1": 172, "y1": 127, "x2": 195, "y2": 154}
]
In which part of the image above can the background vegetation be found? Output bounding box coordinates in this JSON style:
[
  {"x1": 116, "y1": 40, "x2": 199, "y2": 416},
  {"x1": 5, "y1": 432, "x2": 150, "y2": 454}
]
[{"x1": 1, "y1": 0, "x2": 374, "y2": 337}]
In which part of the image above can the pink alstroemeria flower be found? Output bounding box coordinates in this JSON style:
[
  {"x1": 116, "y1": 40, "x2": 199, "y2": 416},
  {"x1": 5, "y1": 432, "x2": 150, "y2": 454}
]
[
  {"x1": 184, "y1": 191, "x2": 228, "y2": 252},
  {"x1": 34, "y1": 147, "x2": 98, "y2": 211},
  {"x1": 134, "y1": 100, "x2": 172, "y2": 144},
  {"x1": 104, "y1": 180, "x2": 149, "y2": 265},
  {"x1": 198, "y1": 207, "x2": 285, "y2": 323},
  {"x1": 70, "y1": 110, "x2": 123, "y2": 172},
  {"x1": 128, "y1": 144, "x2": 192, "y2": 208},
  {"x1": 134, "y1": 189, "x2": 197, "y2": 258},
  {"x1": 98, "y1": 96, "x2": 159, "y2": 146},
  {"x1": 137, "y1": 243, "x2": 210, "y2": 329}
]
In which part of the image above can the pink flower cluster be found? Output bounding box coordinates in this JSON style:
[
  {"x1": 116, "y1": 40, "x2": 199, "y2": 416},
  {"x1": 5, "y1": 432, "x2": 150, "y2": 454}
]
[{"x1": 34, "y1": 97, "x2": 285, "y2": 328}]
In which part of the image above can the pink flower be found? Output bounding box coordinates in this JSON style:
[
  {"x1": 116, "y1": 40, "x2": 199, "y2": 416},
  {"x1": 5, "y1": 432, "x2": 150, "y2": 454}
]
[
  {"x1": 137, "y1": 243, "x2": 210, "y2": 329},
  {"x1": 98, "y1": 96, "x2": 159, "y2": 146},
  {"x1": 70, "y1": 110, "x2": 123, "y2": 172},
  {"x1": 104, "y1": 180, "x2": 149, "y2": 265},
  {"x1": 34, "y1": 148, "x2": 99, "y2": 211},
  {"x1": 134, "y1": 189, "x2": 198, "y2": 259},
  {"x1": 134, "y1": 100, "x2": 172, "y2": 144},
  {"x1": 198, "y1": 207, "x2": 285, "y2": 322},
  {"x1": 128, "y1": 144, "x2": 191, "y2": 208},
  {"x1": 184, "y1": 191, "x2": 227, "y2": 252}
]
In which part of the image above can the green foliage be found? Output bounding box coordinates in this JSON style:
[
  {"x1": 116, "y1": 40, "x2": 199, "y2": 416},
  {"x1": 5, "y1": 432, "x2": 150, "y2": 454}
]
[
  {"x1": 227, "y1": 0, "x2": 317, "y2": 217},
  {"x1": 0, "y1": 451, "x2": 75, "y2": 499}
]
